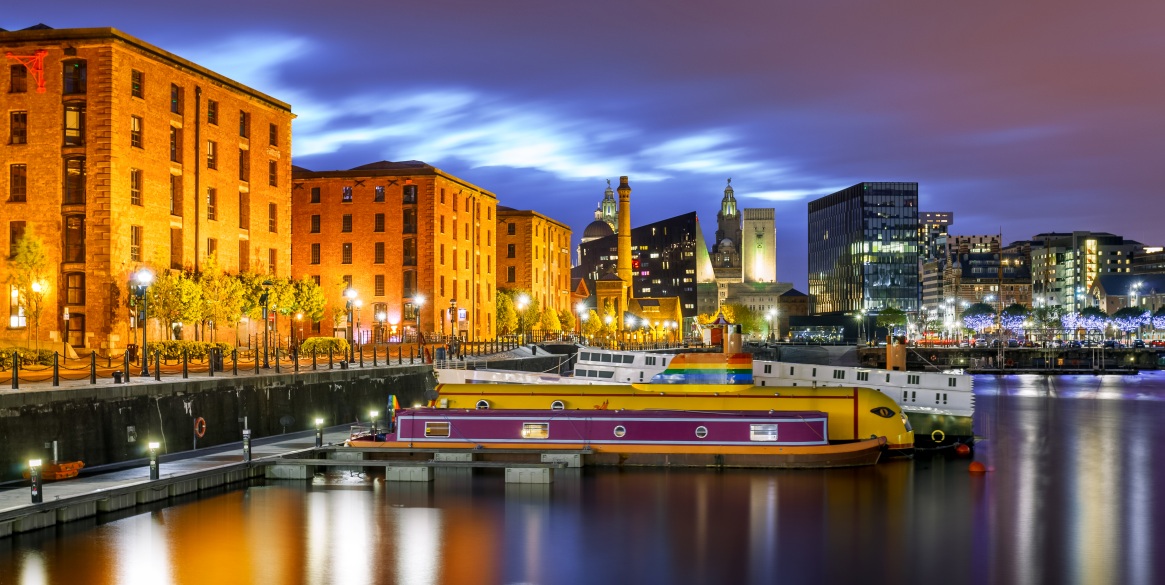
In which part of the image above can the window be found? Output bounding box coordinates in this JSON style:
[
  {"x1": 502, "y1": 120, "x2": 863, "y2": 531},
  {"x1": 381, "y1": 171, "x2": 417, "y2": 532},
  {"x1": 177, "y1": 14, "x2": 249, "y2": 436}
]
[
  {"x1": 374, "y1": 274, "x2": 385, "y2": 297},
  {"x1": 439, "y1": 244, "x2": 444, "y2": 265},
  {"x1": 64, "y1": 103, "x2": 85, "y2": 146},
  {"x1": 170, "y1": 228, "x2": 183, "y2": 269},
  {"x1": 268, "y1": 203, "x2": 277, "y2": 232},
  {"x1": 9, "y1": 221, "x2": 25, "y2": 258},
  {"x1": 310, "y1": 186, "x2": 320, "y2": 203},
  {"x1": 206, "y1": 187, "x2": 217, "y2": 220},
  {"x1": 404, "y1": 239, "x2": 416, "y2": 266},
  {"x1": 9, "y1": 285, "x2": 26, "y2": 328},
  {"x1": 440, "y1": 188, "x2": 445, "y2": 204},
  {"x1": 268, "y1": 248, "x2": 277, "y2": 275},
  {"x1": 507, "y1": 244, "x2": 515, "y2": 258},
  {"x1": 238, "y1": 148, "x2": 249, "y2": 181},
  {"x1": 374, "y1": 214, "x2": 385, "y2": 233},
  {"x1": 207, "y1": 100, "x2": 218, "y2": 125},
  {"x1": 440, "y1": 276, "x2": 445, "y2": 296},
  {"x1": 64, "y1": 215, "x2": 85, "y2": 262},
  {"x1": 206, "y1": 140, "x2": 217, "y2": 168},
  {"x1": 521, "y1": 423, "x2": 549, "y2": 439},
  {"x1": 403, "y1": 271, "x2": 416, "y2": 298},
  {"x1": 269, "y1": 123, "x2": 278, "y2": 146},
  {"x1": 268, "y1": 160, "x2": 277, "y2": 187},
  {"x1": 374, "y1": 242, "x2": 384, "y2": 264},
  {"x1": 65, "y1": 273, "x2": 85, "y2": 305},
  {"x1": 170, "y1": 126, "x2": 182, "y2": 162},
  {"x1": 342, "y1": 243, "x2": 352, "y2": 264},
  {"x1": 10, "y1": 112, "x2": 27, "y2": 144},
  {"x1": 207, "y1": 238, "x2": 217, "y2": 259},
  {"x1": 342, "y1": 186, "x2": 352, "y2": 203},
  {"x1": 169, "y1": 174, "x2": 182, "y2": 216},
  {"x1": 130, "y1": 169, "x2": 143, "y2": 206},
  {"x1": 10, "y1": 65, "x2": 27, "y2": 93},
  {"x1": 342, "y1": 214, "x2": 352, "y2": 233},
  {"x1": 238, "y1": 192, "x2": 250, "y2": 229},
  {"x1": 750, "y1": 424, "x2": 779, "y2": 442},
  {"x1": 9, "y1": 165, "x2": 26, "y2": 202},
  {"x1": 440, "y1": 216, "x2": 445, "y2": 234},
  {"x1": 374, "y1": 186, "x2": 385, "y2": 202},
  {"x1": 63, "y1": 157, "x2": 85, "y2": 205},
  {"x1": 310, "y1": 215, "x2": 320, "y2": 233},
  {"x1": 239, "y1": 241, "x2": 250, "y2": 272},
  {"x1": 402, "y1": 209, "x2": 415, "y2": 234},
  {"x1": 425, "y1": 422, "x2": 450, "y2": 437},
  {"x1": 131, "y1": 116, "x2": 143, "y2": 148},
  {"x1": 948, "y1": 378, "x2": 958, "y2": 388},
  {"x1": 130, "y1": 225, "x2": 143, "y2": 262},
  {"x1": 62, "y1": 60, "x2": 86, "y2": 95},
  {"x1": 403, "y1": 185, "x2": 417, "y2": 204},
  {"x1": 310, "y1": 243, "x2": 320, "y2": 264},
  {"x1": 239, "y1": 110, "x2": 250, "y2": 138},
  {"x1": 507, "y1": 266, "x2": 516, "y2": 283},
  {"x1": 131, "y1": 69, "x2": 143, "y2": 98},
  {"x1": 170, "y1": 84, "x2": 183, "y2": 115}
]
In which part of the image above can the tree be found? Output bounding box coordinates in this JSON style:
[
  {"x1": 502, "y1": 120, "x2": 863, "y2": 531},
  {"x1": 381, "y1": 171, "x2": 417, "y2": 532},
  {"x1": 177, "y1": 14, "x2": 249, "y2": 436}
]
[
  {"x1": 1153, "y1": 307, "x2": 1165, "y2": 332},
  {"x1": 961, "y1": 302, "x2": 996, "y2": 333},
  {"x1": 1000, "y1": 304, "x2": 1029, "y2": 334},
  {"x1": 266, "y1": 277, "x2": 297, "y2": 350},
  {"x1": 540, "y1": 306, "x2": 561, "y2": 332},
  {"x1": 721, "y1": 302, "x2": 761, "y2": 335},
  {"x1": 581, "y1": 309, "x2": 603, "y2": 338},
  {"x1": 558, "y1": 307, "x2": 576, "y2": 333},
  {"x1": 150, "y1": 269, "x2": 203, "y2": 340},
  {"x1": 6, "y1": 230, "x2": 49, "y2": 349},
  {"x1": 1031, "y1": 305, "x2": 1064, "y2": 337},
  {"x1": 292, "y1": 277, "x2": 327, "y2": 323},
  {"x1": 876, "y1": 307, "x2": 907, "y2": 336},
  {"x1": 517, "y1": 296, "x2": 541, "y2": 335},
  {"x1": 495, "y1": 290, "x2": 517, "y2": 334},
  {"x1": 1078, "y1": 306, "x2": 1109, "y2": 335},
  {"x1": 1110, "y1": 307, "x2": 1148, "y2": 338},
  {"x1": 198, "y1": 254, "x2": 244, "y2": 342}
]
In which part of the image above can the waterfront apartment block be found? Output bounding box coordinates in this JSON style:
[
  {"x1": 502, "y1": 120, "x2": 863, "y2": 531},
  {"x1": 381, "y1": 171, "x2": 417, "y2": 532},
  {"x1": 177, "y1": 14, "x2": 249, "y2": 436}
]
[
  {"x1": 919, "y1": 211, "x2": 952, "y2": 262},
  {"x1": 495, "y1": 207, "x2": 572, "y2": 316},
  {"x1": 290, "y1": 161, "x2": 497, "y2": 342},
  {"x1": 807, "y1": 182, "x2": 920, "y2": 316},
  {"x1": 0, "y1": 26, "x2": 293, "y2": 351},
  {"x1": 1030, "y1": 231, "x2": 1139, "y2": 314}
]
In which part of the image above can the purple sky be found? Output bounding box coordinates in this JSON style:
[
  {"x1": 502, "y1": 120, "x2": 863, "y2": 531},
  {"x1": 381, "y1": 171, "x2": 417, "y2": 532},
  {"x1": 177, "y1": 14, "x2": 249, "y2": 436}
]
[{"x1": 7, "y1": 0, "x2": 1164, "y2": 290}]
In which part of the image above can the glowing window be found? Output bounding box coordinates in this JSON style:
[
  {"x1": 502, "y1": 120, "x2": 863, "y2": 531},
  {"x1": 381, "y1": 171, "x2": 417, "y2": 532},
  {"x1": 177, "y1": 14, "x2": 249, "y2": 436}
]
[
  {"x1": 521, "y1": 423, "x2": 549, "y2": 439},
  {"x1": 424, "y1": 422, "x2": 450, "y2": 437},
  {"x1": 750, "y1": 424, "x2": 779, "y2": 442}
]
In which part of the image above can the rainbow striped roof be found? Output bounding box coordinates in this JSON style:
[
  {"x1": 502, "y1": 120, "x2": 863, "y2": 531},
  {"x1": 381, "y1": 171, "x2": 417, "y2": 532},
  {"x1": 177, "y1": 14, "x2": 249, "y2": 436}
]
[{"x1": 649, "y1": 353, "x2": 754, "y2": 385}]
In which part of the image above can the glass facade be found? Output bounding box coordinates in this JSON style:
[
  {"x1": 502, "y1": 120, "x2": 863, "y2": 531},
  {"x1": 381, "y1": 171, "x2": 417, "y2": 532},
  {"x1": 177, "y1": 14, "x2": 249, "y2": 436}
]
[{"x1": 808, "y1": 182, "x2": 919, "y2": 315}]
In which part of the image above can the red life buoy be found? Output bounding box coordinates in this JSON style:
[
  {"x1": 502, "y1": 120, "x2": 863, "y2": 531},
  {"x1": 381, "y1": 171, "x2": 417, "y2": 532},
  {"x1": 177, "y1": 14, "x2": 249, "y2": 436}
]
[{"x1": 194, "y1": 417, "x2": 207, "y2": 438}]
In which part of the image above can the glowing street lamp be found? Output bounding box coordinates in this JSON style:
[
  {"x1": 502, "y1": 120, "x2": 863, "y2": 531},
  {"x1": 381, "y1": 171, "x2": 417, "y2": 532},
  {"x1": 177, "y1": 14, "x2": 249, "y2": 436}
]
[
  {"x1": 314, "y1": 417, "x2": 324, "y2": 448},
  {"x1": 148, "y1": 441, "x2": 160, "y2": 480},
  {"x1": 134, "y1": 269, "x2": 154, "y2": 376}
]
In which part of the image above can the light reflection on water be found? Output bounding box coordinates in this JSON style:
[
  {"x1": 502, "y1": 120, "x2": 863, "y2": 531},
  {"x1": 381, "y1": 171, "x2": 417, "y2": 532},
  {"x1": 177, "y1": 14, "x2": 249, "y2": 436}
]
[{"x1": 2, "y1": 372, "x2": 1165, "y2": 585}]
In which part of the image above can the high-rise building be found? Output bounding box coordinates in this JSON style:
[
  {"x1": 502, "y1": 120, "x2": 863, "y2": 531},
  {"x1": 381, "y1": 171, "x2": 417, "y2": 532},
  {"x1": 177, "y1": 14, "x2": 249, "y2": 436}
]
[
  {"x1": 919, "y1": 211, "x2": 953, "y2": 261},
  {"x1": 1030, "y1": 231, "x2": 1139, "y2": 313},
  {"x1": 0, "y1": 26, "x2": 293, "y2": 351},
  {"x1": 291, "y1": 161, "x2": 497, "y2": 342},
  {"x1": 496, "y1": 207, "x2": 572, "y2": 317},
  {"x1": 807, "y1": 182, "x2": 920, "y2": 315},
  {"x1": 741, "y1": 208, "x2": 776, "y2": 283}
]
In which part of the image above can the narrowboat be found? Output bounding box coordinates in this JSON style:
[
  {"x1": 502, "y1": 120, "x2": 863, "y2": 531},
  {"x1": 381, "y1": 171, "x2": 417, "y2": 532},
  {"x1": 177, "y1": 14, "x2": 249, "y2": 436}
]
[{"x1": 348, "y1": 408, "x2": 886, "y2": 468}]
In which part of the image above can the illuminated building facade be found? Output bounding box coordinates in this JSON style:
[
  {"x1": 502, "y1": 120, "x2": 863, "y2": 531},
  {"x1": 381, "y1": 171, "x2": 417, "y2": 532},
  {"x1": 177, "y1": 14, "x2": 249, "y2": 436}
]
[
  {"x1": 0, "y1": 26, "x2": 293, "y2": 351},
  {"x1": 919, "y1": 211, "x2": 953, "y2": 261},
  {"x1": 1030, "y1": 231, "x2": 1139, "y2": 314},
  {"x1": 291, "y1": 161, "x2": 497, "y2": 342},
  {"x1": 808, "y1": 182, "x2": 919, "y2": 316},
  {"x1": 496, "y1": 207, "x2": 572, "y2": 315}
]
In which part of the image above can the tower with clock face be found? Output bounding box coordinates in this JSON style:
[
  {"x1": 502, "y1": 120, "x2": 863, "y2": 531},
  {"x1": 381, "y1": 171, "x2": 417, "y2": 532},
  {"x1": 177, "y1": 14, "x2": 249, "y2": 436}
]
[{"x1": 742, "y1": 208, "x2": 776, "y2": 283}]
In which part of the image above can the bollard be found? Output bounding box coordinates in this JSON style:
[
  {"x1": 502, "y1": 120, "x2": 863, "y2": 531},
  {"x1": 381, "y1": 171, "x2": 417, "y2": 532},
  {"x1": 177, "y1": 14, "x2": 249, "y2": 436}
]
[
  {"x1": 359, "y1": 345, "x2": 363, "y2": 368},
  {"x1": 329, "y1": 348, "x2": 334, "y2": 370},
  {"x1": 155, "y1": 353, "x2": 161, "y2": 381},
  {"x1": 312, "y1": 348, "x2": 318, "y2": 371},
  {"x1": 11, "y1": 351, "x2": 19, "y2": 390},
  {"x1": 254, "y1": 348, "x2": 260, "y2": 374},
  {"x1": 52, "y1": 352, "x2": 59, "y2": 386},
  {"x1": 373, "y1": 346, "x2": 378, "y2": 367},
  {"x1": 294, "y1": 348, "x2": 299, "y2": 373},
  {"x1": 90, "y1": 352, "x2": 97, "y2": 384},
  {"x1": 314, "y1": 418, "x2": 324, "y2": 448},
  {"x1": 275, "y1": 346, "x2": 281, "y2": 374},
  {"x1": 29, "y1": 459, "x2": 42, "y2": 503},
  {"x1": 398, "y1": 347, "x2": 403, "y2": 365},
  {"x1": 148, "y1": 442, "x2": 160, "y2": 480},
  {"x1": 182, "y1": 349, "x2": 188, "y2": 379},
  {"x1": 242, "y1": 429, "x2": 252, "y2": 462},
  {"x1": 233, "y1": 349, "x2": 239, "y2": 376},
  {"x1": 209, "y1": 348, "x2": 215, "y2": 377},
  {"x1": 124, "y1": 352, "x2": 131, "y2": 383}
]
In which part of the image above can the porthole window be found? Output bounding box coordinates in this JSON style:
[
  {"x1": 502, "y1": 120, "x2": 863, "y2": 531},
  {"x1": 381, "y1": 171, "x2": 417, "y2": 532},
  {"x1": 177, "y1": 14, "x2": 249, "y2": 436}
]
[
  {"x1": 475, "y1": 400, "x2": 490, "y2": 410},
  {"x1": 695, "y1": 426, "x2": 708, "y2": 439},
  {"x1": 613, "y1": 425, "x2": 627, "y2": 438},
  {"x1": 551, "y1": 400, "x2": 565, "y2": 410}
]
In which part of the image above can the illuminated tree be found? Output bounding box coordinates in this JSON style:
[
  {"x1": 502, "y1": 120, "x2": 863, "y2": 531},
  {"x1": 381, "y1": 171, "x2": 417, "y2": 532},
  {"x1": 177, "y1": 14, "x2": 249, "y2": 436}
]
[
  {"x1": 1110, "y1": 307, "x2": 1148, "y2": 337},
  {"x1": 1153, "y1": 307, "x2": 1165, "y2": 331},
  {"x1": 961, "y1": 302, "x2": 995, "y2": 333},
  {"x1": 1000, "y1": 304, "x2": 1029, "y2": 334},
  {"x1": 1077, "y1": 306, "x2": 1108, "y2": 334}
]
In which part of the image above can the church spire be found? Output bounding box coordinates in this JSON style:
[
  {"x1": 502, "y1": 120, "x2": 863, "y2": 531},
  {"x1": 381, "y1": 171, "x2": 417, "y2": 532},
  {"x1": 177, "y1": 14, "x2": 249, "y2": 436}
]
[
  {"x1": 600, "y1": 178, "x2": 618, "y2": 233},
  {"x1": 720, "y1": 178, "x2": 737, "y2": 218}
]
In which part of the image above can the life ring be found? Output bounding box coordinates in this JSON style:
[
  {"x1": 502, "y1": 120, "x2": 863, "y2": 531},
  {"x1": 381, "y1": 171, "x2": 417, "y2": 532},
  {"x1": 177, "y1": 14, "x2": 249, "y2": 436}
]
[
  {"x1": 1005, "y1": 359, "x2": 1015, "y2": 368},
  {"x1": 930, "y1": 354, "x2": 938, "y2": 362},
  {"x1": 931, "y1": 429, "x2": 945, "y2": 443},
  {"x1": 194, "y1": 417, "x2": 207, "y2": 438}
]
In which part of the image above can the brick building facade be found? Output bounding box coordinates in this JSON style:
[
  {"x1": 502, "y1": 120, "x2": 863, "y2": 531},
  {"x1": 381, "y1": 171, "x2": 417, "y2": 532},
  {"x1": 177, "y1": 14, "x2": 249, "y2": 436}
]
[
  {"x1": 290, "y1": 161, "x2": 497, "y2": 342},
  {"x1": 0, "y1": 26, "x2": 293, "y2": 351},
  {"x1": 496, "y1": 207, "x2": 572, "y2": 317}
]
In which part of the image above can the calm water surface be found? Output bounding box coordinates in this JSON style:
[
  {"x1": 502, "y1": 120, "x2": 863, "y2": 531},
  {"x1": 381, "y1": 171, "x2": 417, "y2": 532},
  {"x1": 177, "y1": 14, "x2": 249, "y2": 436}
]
[{"x1": 3, "y1": 373, "x2": 1165, "y2": 585}]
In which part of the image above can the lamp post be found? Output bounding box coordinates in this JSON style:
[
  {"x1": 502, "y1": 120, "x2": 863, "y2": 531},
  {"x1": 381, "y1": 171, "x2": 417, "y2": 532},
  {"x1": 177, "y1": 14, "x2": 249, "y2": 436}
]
[
  {"x1": 376, "y1": 311, "x2": 387, "y2": 344},
  {"x1": 449, "y1": 298, "x2": 458, "y2": 351},
  {"x1": 765, "y1": 310, "x2": 774, "y2": 342},
  {"x1": 148, "y1": 441, "x2": 160, "y2": 480},
  {"x1": 370, "y1": 410, "x2": 379, "y2": 438},
  {"x1": 261, "y1": 280, "x2": 273, "y2": 368},
  {"x1": 62, "y1": 306, "x2": 70, "y2": 346},
  {"x1": 135, "y1": 269, "x2": 154, "y2": 377},
  {"x1": 516, "y1": 293, "x2": 529, "y2": 343},
  {"x1": 314, "y1": 417, "x2": 324, "y2": 448},
  {"x1": 344, "y1": 287, "x2": 357, "y2": 361},
  {"x1": 355, "y1": 299, "x2": 363, "y2": 349},
  {"x1": 1131, "y1": 282, "x2": 1143, "y2": 341},
  {"x1": 294, "y1": 312, "x2": 303, "y2": 350},
  {"x1": 415, "y1": 293, "x2": 425, "y2": 342},
  {"x1": 29, "y1": 459, "x2": 42, "y2": 503}
]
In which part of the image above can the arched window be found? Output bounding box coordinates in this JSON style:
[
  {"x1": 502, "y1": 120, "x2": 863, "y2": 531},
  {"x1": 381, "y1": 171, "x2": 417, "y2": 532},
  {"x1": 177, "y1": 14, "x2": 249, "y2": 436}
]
[{"x1": 62, "y1": 60, "x2": 86, "y2": 94}]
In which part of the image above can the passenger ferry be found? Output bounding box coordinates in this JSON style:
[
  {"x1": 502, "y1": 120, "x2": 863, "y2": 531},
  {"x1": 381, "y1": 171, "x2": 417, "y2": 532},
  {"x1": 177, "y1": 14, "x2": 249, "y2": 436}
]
[{"x1": 348, "y1": 408, "x2": 887, "y2": 468}]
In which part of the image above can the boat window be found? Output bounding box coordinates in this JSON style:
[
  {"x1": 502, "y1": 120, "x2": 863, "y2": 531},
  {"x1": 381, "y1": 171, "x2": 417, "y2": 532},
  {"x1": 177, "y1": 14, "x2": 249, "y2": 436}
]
[
  {"x1": 551, "y1": 400, "x2": 565, "y2": 410},
  {"x1": 521, "y1": 423, "x2": 549, "y2": 439},
  {"x1": 588, "y1": 370, "x2": 598, "y2": 378},
  {"x1": 911, "y1": 391, "x2": 916, "y2": 401},
  {"x1": 623, "y1": 355, "x2": 635, "y2": 363},
  {"x1": 599, "y1": 371, "x2": 614, "y2": 379},
  {"x1": 645, "y1": 356, "x2": 656, "y2": 366},
  {"x1": 425, "y1": 422, "x2": 450, "y2": 437},
  {"x1": 833, "y1": 370, "x2": 845, "y2": 380},
  {"x1": 908, "y1": 375, "x2": 920, "y2": 384},
  {"x1": 886, "y1": 374, "x2": 891, "y2": 383},
  {"x1": 476, "y1": 400, "x2": 490, "y2": 409},
  {"x1": 935, "y1": 393, "x2": 941, "y2": 404},
  {"x1": 613, "y1": 425, "x2": 627, "y2": 438},
  {"x1": 948, "y1": 378, "x2": 958, "y2": 387},
  {"x1": 639, "y1": 371, "x2": 644, "y2": 381},
  {"x1": 662, "y1": 358, "x2": 667, "y2": 366},
  {"x1": 763, "y1": 364, "x2": 772, "y2": 374},
  {"x1": 812, "y1": 368, "x2": 817, "y2": 377},
  {"x1": 857, "y1": 371, "x2": 869, "y2": 381},
  {"x1": 942, "y1": 393, "x2": 948, "y2": 404},
  {"x1": 750, "y1": 424, "x2": 779, "y2": 442},
  {"x1": 579, "y1": 352, "x2": 589, "y2": 361},
  {"x1": 575, "y1": 368, "x2": 586, "y2": 376},
  {"x1": 601, "y1": 353, "x2": 612, "y2": 363},
  {"x1": 789, "y1": 367, "x2": 795, "y2": 375},
  {"x1": 695, "y1": 426, "x2": 708, "y2": 439}
]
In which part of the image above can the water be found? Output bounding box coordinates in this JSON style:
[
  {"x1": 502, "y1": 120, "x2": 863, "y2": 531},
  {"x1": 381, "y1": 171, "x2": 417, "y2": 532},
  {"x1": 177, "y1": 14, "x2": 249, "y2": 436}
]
[{"x1": 3, "y1": 373, "x2": 1165, "y2": 585}]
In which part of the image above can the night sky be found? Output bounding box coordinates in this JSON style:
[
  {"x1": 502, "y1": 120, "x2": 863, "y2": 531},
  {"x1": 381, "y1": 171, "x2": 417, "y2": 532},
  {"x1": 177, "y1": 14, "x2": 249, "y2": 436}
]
[{"x1": 6, "y1": 0, "x2": 1164, "y2": 290}]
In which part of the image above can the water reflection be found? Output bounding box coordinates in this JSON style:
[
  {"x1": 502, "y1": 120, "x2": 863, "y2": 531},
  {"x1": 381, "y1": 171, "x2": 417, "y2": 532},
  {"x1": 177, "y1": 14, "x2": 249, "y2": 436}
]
[{"x1": 3, "y1": 373, "x2": 1165, "y2": 584}]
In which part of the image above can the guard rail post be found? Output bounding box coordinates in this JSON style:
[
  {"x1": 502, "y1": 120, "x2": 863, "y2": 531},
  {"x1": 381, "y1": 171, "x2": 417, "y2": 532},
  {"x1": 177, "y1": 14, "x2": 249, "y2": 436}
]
[{"x1": 52, "y1": 352, "x2": 60, "y2": 386}]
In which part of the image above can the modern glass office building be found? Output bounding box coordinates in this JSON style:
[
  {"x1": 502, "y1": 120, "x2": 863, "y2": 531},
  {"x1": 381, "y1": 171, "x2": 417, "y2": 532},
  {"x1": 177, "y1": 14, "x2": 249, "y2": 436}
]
[{"x1": 808, "y1": 182, "x2": 920, "y2": 315}]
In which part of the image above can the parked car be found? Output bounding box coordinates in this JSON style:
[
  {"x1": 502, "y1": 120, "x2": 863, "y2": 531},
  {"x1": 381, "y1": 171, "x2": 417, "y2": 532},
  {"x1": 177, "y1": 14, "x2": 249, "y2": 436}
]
[
  {"x1": 1132, "y1": 339, "x2": 1146, "y2": 348},
  {"x1": 1007, "y1": 339, "x2": 1020, "y2": 348}
]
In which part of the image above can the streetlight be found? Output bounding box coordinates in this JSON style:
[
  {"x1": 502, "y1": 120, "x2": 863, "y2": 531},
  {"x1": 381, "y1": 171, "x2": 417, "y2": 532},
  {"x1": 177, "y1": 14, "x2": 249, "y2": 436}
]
[
  {"x1": 370, "y1": 410, "x2": 379, "y2": 438},
  {"x1": 148, "y1": 441, "x2": 160, "y2": 480},
  {"x1": 449, "y1": 298, "x2": 458, "y2": 356},
  {"x1": 314, "y1": 417, "x2": 324, "y2": 448},
  {"x1": 576, "y1": 302, "x2": 587, "y2": 337},
  {"x1": 376, "y1": 311, "x2": 387, "y2": 343},
  {"x1": 345, "y1": 287, "x2": 357, "y2": 361},
  {"x1": 294, "y1": 312, "x2": 303, "y2": 349},
  {"x1": 355, "y1": 299, "x2": 363, "y2": 348},
  {"x1": 29, "y1": 459, "x2": 42, "y2": 503},
  {"x1": 415, "y1": 293, "x2": 425, "y2": 342},
  {"x1": 134, "y1": 269, "x2": 154, "y2": 376},
  {"x1": 516, "y1": 293, "x2": 529, "y2": 342},
  {"x1": 62, "y1": 306, "x2": 70, "y2": 346},
  {"x1": 261, "y1": 280, "x2": 273, "y2": 369},
  {"x1": 765, "y1": 310, "x2": 774, "y2": 341}
]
